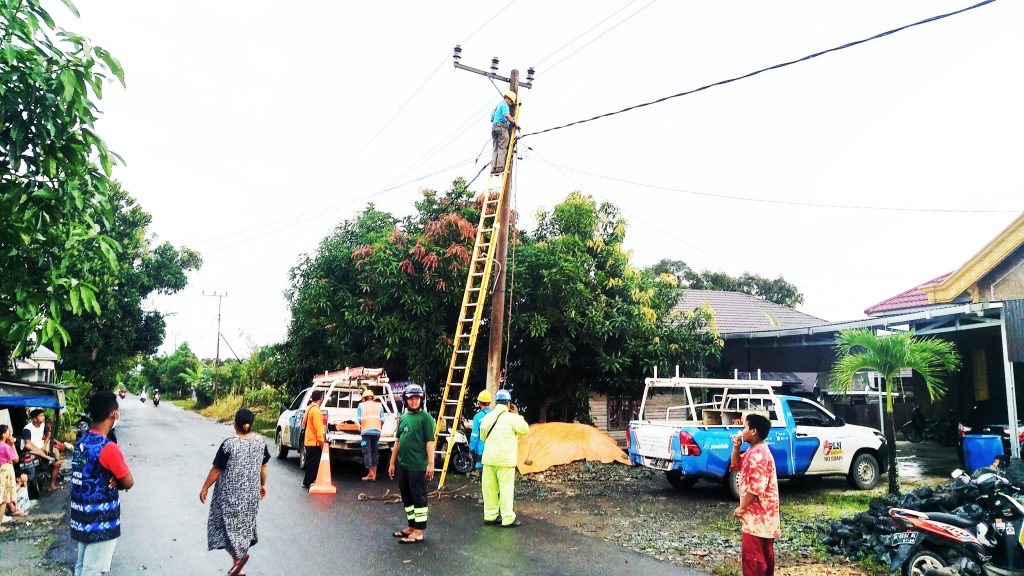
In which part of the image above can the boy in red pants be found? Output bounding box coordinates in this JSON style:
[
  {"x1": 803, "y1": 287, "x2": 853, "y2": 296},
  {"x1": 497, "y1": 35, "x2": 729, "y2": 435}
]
[{"x1": 730, "y1": 413, "x2": 780, "y2": 576}]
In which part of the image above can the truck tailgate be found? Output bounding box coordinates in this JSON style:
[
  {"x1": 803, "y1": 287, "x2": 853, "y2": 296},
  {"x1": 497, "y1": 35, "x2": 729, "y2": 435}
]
[{"x1": 632, "y1": 423, "x2": 677, "y2": 469}]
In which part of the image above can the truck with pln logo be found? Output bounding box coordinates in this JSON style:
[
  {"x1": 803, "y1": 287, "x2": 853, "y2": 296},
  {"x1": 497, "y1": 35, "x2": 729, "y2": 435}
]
[{"x1": 626, "y1": 374, "x2": 888, "y2": 498}]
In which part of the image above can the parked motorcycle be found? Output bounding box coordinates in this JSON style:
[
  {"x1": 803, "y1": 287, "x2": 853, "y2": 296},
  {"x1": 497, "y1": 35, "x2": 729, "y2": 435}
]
[
  {"x1": 888, "y1": 469, "x2": 1024, "y2": 576},
  {"x1": 435, "y1": 418, "x2": 474, "y2": 475},
  {"x1": 902, "y1": 406, "x2": 927, "y2": 444}
]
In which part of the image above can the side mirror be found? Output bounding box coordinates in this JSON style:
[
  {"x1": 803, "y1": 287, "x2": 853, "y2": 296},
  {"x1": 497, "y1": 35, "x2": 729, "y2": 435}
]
[
  {"x1": 279, "y1": 402, "x2": 287, "y2": 414},
  {"x1": 834, "y1": 417, "x2": 846, "y2": 427}
]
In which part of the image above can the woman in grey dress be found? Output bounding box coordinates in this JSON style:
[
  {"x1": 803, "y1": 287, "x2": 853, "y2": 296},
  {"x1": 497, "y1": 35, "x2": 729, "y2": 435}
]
[{"x1": 200, "y1": 409, "x2": 269, "y2": 576}]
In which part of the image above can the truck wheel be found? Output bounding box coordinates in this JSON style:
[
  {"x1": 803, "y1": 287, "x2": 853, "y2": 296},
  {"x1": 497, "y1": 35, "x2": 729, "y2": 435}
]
[
  {"x1": 666, "y1": 470, "x2": 698, "y2": 489},
  {"x1": 298, "y1": 444, "x2": 307, "y2": 470},
  {"x1": 848, "y1": 453, "x2": 880, "y2": 490},
  {"x1": 275, "y1": 429, "x2": 289, "y2": 460},
  {"x1": 903, "y1": 549, "x2": 945, "y2": 576},
  {"x1": 727, "y1": 470, "x2": 741, "y2": 500}
]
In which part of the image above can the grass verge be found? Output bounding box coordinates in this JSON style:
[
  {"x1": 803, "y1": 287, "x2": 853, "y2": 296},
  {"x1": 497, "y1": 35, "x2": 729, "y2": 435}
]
[{"x1": 171, "y1": 399, "x2": 196, "y2": 410}]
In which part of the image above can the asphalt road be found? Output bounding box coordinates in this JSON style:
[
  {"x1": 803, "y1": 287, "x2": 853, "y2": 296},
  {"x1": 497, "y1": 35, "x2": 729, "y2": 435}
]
[{"x1": 104, "y1": 396, "x2": 700, "y2": 575}]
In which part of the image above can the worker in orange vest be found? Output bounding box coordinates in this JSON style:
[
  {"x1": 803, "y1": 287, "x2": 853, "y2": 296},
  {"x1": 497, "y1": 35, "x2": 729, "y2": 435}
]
[
  {"x1": 301, "y1": 390, "x2": 326, "y2": 489},
  {"x1": 357, "y1": 389, "x2": 383, "y2": 481}
]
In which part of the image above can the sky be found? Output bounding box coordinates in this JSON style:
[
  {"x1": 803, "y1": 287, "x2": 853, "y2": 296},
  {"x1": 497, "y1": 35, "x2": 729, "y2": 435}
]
[{"x1": 53, "y1": 0, "x2": 1023, "y2": 360}]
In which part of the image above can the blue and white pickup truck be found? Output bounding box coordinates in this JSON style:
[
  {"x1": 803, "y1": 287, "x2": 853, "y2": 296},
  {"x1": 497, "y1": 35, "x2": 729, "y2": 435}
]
[{"x1": 626, "y1": 376, "x2": 888, "y2": 497}]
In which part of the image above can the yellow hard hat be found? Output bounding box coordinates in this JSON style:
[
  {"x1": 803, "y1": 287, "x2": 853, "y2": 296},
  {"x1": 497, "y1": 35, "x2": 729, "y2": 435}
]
[
  {"x1": 361, "y1": 389, "x2": 374, "y2": 398},
  {"x1": 503, "y1": 90, "x2": 517, "y2": 104},
  {"x1": 477, "y1": 390, "x2": 493, "y2": 403}
]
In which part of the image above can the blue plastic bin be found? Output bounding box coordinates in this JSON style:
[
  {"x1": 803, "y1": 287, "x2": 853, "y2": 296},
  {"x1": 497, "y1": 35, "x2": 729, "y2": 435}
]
[{"x1": 963, "y1": 434, "x2": 1004, "y2": 473}]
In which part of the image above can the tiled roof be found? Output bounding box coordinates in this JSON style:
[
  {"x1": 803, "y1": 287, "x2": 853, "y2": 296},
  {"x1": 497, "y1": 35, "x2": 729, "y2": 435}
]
[
  {"x1": 863, "y1": 272, "x2": 951, "y2": 316},
  {"x1": 675, "y1": 290, "x2": 826, "y2": 334}
]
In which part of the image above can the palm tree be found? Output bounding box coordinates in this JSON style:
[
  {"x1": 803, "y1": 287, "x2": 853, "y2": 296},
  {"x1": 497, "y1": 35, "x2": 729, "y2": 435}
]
[{"x1": 831, "y1": 329, "x2": 961, "y2": 495}]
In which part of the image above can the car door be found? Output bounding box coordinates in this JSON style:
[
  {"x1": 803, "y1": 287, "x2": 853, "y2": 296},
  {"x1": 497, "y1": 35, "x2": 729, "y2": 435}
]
[
  {"x1": 286, "y1": 389, "x2": 309, "y2": 448},
  {"x1": 787, "y1": 398, "x2": 847, "y2": 474}
]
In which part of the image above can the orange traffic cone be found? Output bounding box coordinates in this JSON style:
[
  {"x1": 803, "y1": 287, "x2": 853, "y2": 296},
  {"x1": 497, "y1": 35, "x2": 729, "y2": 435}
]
[{"x1": 309, "y1": 445, "x2": 336, "y2": 494}]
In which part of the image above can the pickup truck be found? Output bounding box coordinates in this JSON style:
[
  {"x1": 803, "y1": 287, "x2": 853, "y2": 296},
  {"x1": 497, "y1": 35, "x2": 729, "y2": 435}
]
[
  {"x1": 626, "y1": 376, "x2": 887, "y2": 498},
  {"x1": 275, "y1": 367, "x2": 400, "y2": 469}
]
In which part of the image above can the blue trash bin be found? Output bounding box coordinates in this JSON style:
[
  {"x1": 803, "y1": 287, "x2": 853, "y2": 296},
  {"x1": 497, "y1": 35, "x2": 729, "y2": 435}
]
[{"x1": 962, "y1": 434, "x2": 1004, "y2": 473}]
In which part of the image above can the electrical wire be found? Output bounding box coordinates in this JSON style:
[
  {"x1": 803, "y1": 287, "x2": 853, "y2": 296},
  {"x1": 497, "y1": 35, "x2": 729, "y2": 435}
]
[
  {"x1": 459, "y1": 0, "x2": 519, "y2": 45},
  {"x1": 522, "y1": 0, "x2": 997, "y2": 139},
  {"x1": 530, "y1": 156, "x2": 1022, "y2": 214},
  {"x1": 532, "y1": 0, "x2": 642, "y2": 69},
  {"x1": 540, "y1": 0, "x2": 658, "y2": 76}
]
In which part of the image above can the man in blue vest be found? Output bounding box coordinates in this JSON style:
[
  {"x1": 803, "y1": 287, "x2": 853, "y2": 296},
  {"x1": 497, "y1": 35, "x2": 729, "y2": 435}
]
[
  {"x1": 469, "y1": 390, "x2": 493, "y2": 472},
  {"x1": 70, "y1": 391, "x2": 134, "y2": 576},
  {"x1": 490, "y1": 90, "x2": 520, "y2": 175}
]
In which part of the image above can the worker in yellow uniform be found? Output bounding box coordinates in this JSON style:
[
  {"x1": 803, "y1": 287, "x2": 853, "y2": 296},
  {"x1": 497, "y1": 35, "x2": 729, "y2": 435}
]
[{"x1": 480, "y1": 389, "x2": 528, "y2": 528}]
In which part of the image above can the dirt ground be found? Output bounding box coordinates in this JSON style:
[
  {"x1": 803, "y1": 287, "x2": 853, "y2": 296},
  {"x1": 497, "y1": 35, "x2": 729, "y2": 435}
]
[{"x1": 447, "y1": 440, "x2": 956, "y2": 576}]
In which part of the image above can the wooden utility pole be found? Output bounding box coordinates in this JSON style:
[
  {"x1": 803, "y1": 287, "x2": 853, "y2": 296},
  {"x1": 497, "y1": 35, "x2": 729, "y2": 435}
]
[
  {"x1": 452, "y1": 46, "x2": 535, "y2": 395},
  {"x1": 203, "y1": 291, "x2": 227, "y2": 402}
]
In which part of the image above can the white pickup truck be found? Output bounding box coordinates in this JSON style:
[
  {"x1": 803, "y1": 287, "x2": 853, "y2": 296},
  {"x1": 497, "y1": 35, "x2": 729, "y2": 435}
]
[
  {"x1": 627, "y1": 375, "x2": 888, "y2": 498},
  {"x1": 274, "y1": 367, "x2": 400, "y2": 469}
]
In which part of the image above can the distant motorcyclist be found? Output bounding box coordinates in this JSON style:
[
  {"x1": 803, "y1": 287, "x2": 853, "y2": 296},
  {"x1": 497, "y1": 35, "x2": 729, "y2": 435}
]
[
  {"x1": 140, "y1": 390, "x2": 147, "y2": 404},
  {"x1": 469, "y1": 390, "x2": 493, "y2": 472}
]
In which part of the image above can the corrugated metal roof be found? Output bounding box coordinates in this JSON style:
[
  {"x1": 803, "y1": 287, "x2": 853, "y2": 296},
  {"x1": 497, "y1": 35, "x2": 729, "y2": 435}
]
[
  {"x1": 675, "y1": 290, "x2": 825, "y2": 334},
  {"x1": 863, "y1": 272, "x2": 952, "y2": 316}
]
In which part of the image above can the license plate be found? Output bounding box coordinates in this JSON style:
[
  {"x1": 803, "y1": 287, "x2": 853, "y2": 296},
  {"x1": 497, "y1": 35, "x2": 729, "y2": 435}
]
[
  {"x1": 890, "y1": 531, "x2": 921, "y2": 546},
  {"x1": 644, "y1": 457, "x2": 673, "y2": 471}
]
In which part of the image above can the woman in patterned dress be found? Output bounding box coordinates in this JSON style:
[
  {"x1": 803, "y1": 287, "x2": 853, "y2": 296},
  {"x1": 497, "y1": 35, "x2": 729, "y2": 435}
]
[{"x1": 199, "y1": 409, "x2": 269, "y2": 576}]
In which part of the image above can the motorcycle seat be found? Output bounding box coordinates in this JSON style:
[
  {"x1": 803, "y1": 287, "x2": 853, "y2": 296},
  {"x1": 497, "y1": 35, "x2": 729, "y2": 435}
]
[{"x1": 925, "y1": 512, "x2": 981, "y2": 529}]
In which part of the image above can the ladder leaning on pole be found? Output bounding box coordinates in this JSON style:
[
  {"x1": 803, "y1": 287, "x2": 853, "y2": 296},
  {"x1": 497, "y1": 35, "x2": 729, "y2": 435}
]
[{"x1": 432, "y1": 104, "x2": 521, "y2": 489}]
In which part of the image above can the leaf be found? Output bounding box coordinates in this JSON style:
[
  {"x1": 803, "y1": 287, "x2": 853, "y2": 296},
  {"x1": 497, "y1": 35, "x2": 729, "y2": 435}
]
[
  {"x1": 69, "y1": 285, "x2": 81, "y2": 314},
  {"x1": 60, "y1": 69, "x2": 76, "y2": 103},
  {"x1": 96, "y1": 47, "x2": 125, "y2": 87},
  {"x1": 60, "y1": 0, "x2": 81, "y2": 18},
  {"x1": 98, "y1": 236, "x2": 118, "y2": 269}
]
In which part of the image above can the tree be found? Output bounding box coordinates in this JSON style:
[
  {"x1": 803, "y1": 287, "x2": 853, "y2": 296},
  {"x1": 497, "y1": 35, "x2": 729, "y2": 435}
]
[
  {"x1": 830, "y1": 329, "x2": 961, "y2": 495},
  {"x1": 508, "y1": 193, "x2": 721, "y2": 422},
  {"x1": 647, "y1": 259, "x2": 805, "y2": 308},
  {"x1": 58, "y1": 184, "x2": 201, "y2": 388},
  {"x1": 1, "y1": 0, "x2": 126, "y2": 361}
]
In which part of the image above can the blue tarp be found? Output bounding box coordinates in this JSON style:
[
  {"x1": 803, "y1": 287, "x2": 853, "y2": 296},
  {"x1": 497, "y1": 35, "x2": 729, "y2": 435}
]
[{"x1": 0, "y1": 380, "x2": 66, "y2": 410}]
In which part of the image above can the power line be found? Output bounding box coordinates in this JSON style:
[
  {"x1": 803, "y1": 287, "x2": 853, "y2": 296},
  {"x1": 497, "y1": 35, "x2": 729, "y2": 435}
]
[
  {"x1": 460, "y1": 0, "x2": 519, "y2": 45},
  {"x1": 530, "y1": 156, "x2": 1021, "y2": 214},
  {"x1": 532, "y1": 0, "x2": 641, "y2": 68},
  {"x1": 540, "y1": 0, "x2": 658, "y2": 76},
  {"x1": 198, "y1": 156, "x2": 477, "y2": 255},
  {"x1": 522, "y1": 0, "x2": 997, "y2": 139}
]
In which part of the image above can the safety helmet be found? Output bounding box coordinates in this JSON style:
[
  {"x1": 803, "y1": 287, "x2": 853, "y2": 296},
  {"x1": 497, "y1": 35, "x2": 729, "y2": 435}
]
[
  {"x1": 403, "y1": 384, "x2": 425, "y2": 399},
  {"x1": 495, "y1": 389, "x2": 512, "y2": 403},
  {"x1": 503, "y1": 90, "x2": 517, "y2": 104},
  {"x1": 477, "y1": 390, "x2": 493, "y2": 404},
  {"x1": 361, "y1": 389, "x2": 374, "y2": 398}
]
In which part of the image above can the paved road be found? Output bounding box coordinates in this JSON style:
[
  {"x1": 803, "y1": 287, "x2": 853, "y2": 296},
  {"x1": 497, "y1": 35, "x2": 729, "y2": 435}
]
[{"x1": 104, "y1": 396, "x2": 700, "y2": 575}]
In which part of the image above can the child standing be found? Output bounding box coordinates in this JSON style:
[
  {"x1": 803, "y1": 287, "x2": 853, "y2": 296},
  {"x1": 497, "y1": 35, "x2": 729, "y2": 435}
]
[
  {"x1": 388, "y1": 384, "x2": 434, "y2": 544},
  {"x1": 730, "y1": 413, "x2": 780, "y2": 576}
]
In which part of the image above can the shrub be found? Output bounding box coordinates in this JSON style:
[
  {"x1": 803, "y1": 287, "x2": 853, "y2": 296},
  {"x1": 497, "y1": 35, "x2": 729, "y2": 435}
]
[
  {"x1": 198, "y1": 395, "x2": 243, "y2": 422},
  {"x1": 243, "y1": 386, "x2": 288, "y2": 409}
]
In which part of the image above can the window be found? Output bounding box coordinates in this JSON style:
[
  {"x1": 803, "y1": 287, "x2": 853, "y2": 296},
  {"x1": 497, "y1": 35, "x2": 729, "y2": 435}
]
[
  {"x1": 608, "y1": 397, "x2": 642, "y2": 430},
  {"x1": 289, "y1": 390, "x2": 307, "y2": 411},
  {"x1": 789, "y1": 400, "x2": 835, "y2": 427}
]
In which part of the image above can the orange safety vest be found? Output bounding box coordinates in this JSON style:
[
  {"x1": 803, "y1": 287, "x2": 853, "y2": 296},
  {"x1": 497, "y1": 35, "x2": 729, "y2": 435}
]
[{"x1": 359, "y1": 400, "x2": 383, "y2": 433}]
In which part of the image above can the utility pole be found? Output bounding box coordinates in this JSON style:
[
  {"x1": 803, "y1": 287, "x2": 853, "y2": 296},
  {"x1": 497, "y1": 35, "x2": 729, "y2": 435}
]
[
  {"x1": 203, "y1": 291, "x2": 227, "y2": 402},
  {"x1": 452, "y1": 46, "x2": 535, "y2": 394}
]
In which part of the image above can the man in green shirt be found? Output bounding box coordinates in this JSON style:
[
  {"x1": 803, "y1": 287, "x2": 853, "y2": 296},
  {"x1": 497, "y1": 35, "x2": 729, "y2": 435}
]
[{"x1": 388, "y1": 384, "x2": 434, "y2": 544}]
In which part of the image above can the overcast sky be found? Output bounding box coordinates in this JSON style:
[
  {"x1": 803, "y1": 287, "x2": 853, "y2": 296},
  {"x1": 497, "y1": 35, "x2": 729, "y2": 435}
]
[{"x1": 57, "y1": 0, "x2": 1022, "y2": 360}]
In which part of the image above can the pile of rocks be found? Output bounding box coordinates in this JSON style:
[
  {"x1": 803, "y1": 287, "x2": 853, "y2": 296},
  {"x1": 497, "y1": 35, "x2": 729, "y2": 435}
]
[{"x1": 822, "y1": 483, "x2": 988, "y2": 566}]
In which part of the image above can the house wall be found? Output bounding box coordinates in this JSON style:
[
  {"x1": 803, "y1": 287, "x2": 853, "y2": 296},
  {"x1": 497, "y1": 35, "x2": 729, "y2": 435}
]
[
  {"x1": 980, "y1": 247, "x2": 1024, "y2": 302},
  {"x1": 589, "y1": 392, "x2": 704, "y2": 446}
]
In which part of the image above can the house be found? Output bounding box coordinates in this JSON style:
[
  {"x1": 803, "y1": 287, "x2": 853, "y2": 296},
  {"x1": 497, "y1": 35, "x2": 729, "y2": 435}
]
[
  {"x1": 721, "y1": 213, "x2": 1024, "y2": 436},
  {"x1": 14, "y1": 345, "x2": 57, "y2": 384},
  {"x1": 590, "y1": 290, "x2": 826, "y2": 443}
]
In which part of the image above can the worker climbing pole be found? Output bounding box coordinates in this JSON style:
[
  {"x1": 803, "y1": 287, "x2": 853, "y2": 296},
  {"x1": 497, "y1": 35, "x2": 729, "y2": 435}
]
[{"x1": 432, "y1": 47, "x2": 535, "y2": 489}]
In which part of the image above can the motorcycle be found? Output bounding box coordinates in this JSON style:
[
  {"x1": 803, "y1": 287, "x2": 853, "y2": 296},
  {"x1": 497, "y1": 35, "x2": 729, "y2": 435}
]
[
  {"x1": 902, "y1": 406, "x2": 927, "y2": 444},
  {"x1": 153, "y1": 392, "x2": 160, "y2": 407},
  {"x1": 888, "y1": 469, "x2": 1024, "y2": 576},
  {"x1": 118, "y1": 388, "x2": 126, "y2": 399},
  {"x1": 435, "y1": 418, "x2": 474, "y2": 475}
]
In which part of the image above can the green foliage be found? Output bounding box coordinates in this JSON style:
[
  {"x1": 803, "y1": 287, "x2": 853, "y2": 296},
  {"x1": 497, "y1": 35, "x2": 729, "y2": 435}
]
[
  {"x1": 648, "y1": 259, "x2": 804, "y2": 308},
  {"x1": 58, "y1": 184, "x2": 201, "y2": 388},
  {"x1": 830, "y1": 329, "x2": 961, "y2": 494},
  {"x1": 243, "y1": 386, "x2": 288, "y2": 408},
  {"x1": 0, "y1": 0, "x2": 127, "y2": 361},
  {"x1": 279, "y1": 185, "x2": 722, "y2": 422},
  {"x1": 57, "y1": 370, "x2": 92, "y2": 431}
]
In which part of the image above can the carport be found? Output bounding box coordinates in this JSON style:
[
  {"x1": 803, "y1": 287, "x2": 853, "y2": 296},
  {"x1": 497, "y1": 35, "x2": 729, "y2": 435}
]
[
  {"x1": 721, "y1": 300, "x2": 1024, "y2": 456},
  {"x1": 0, "y1": 379, "x2": 69, "y2": 441}
]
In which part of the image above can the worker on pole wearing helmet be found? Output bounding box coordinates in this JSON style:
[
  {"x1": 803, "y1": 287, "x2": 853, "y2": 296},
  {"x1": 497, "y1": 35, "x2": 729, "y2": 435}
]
[
  {"x1": 357, "y1": 389, "x2": 383, "y2": 481},
  {"x1": 490, "y1": 90, "x2": 521, "y2": 175},
  {"x1": 480, "y1": 389, "x2": 529, "y2": 528},
  {"x1": 468, "y1": 390, "x2": 493, "y2": 473},
  {"x1": 388, "y1": 384, "x2": 435, "y2": 544}
]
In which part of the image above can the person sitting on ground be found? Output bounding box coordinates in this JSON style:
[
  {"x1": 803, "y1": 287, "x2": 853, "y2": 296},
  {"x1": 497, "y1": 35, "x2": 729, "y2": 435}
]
[
  {"x1": 22, "y1": 409, "x2": 62, "y2": 492},
  {"x1": 730, "y1": 413, "x2": 780, "y2": 576}
]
